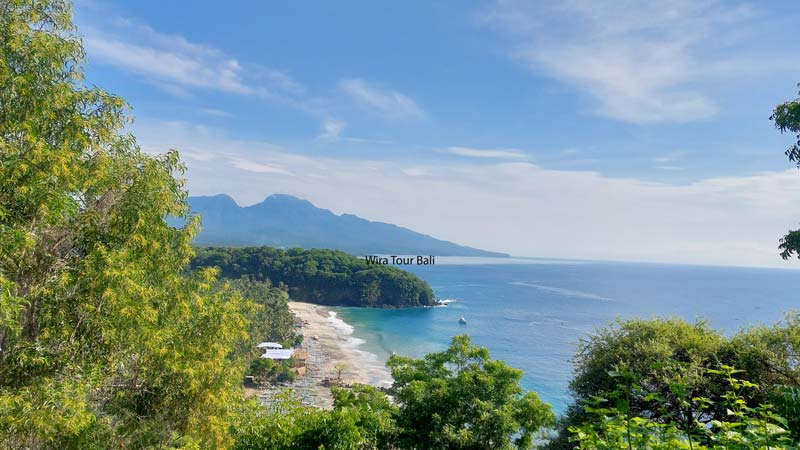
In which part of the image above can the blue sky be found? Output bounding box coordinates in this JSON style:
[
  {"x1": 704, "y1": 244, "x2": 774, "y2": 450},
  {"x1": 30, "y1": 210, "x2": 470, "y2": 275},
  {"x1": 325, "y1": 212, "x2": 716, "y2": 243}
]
[{"x1": 74, "y1": 0, "x2": 800, "y2": 267}]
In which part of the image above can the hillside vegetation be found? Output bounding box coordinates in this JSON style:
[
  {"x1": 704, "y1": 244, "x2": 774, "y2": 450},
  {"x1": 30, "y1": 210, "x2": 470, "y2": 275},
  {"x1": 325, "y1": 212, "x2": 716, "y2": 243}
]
[{"x1": 192, "y1": 246, "x2": 436, "y2": 308}]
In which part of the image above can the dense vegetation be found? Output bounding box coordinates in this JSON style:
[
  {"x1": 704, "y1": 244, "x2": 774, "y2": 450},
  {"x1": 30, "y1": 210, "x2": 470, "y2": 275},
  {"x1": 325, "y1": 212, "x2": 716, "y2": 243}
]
[
  {"x1": 545, "y1": 315, "x2": 800, "y2": 449},
  {"x1": 234, "y1": 336, "x2": 555, "y2": 450},
  {"x1": 232, "y1": 318, "x2": 800, "y2": 450},
  {"x1": 192, "y1": 246, "x2": 436, "y2": 308},
  {"x1": 220, "y1": 278, "x2": 300, "y2": 384},
  {"x1": 2, "y1": 1, "x2": 800, "y2": 448},
  {"x1": 221, "y1": 277, "x2": 297, "y2": 348},
  {"x1": 0, "y1": 1, "x2": 255, "y2": 446}
]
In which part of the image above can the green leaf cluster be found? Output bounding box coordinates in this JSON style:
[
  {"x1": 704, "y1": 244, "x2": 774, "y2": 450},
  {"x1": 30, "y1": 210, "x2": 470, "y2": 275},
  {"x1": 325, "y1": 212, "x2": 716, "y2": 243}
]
[
  {"x1": 234, "y1": 385, "x2": 398, "y2": 450},
  {"x1": 570, "y1": 366, "x2": 795, "y2": 450}
]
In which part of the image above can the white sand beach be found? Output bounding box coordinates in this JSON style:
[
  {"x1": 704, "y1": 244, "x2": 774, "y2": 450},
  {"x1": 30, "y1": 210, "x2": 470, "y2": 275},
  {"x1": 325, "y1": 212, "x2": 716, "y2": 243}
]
[
  {"x1": 289, "y1": 301, "x2": 393, "y2": 387},
  {"x1": 256, "y1": 302, "x2": 392, "y2": 409}
]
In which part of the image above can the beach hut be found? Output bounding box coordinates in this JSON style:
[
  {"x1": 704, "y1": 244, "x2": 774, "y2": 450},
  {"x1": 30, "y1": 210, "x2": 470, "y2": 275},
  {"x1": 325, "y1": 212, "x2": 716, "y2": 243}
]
[
  {"x1": 260, "y1": 349, "x2": 294, "y2": 360},
  {"x1": 293, "y1": 349, "x2": 309, "y2": 362},
  {"x1": 256, "y1": 342, "x2": 283, "y2": 349}
]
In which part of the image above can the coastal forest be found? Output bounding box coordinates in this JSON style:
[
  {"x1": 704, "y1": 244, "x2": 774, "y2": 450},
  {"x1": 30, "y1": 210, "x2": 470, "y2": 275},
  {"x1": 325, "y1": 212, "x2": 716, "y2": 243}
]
[
  {"x1": 2, "y1": 1, "x2": 800, "y2": 449},
  {"x1": 192, "y1": 246, "x2": 436, "y2": 308}
]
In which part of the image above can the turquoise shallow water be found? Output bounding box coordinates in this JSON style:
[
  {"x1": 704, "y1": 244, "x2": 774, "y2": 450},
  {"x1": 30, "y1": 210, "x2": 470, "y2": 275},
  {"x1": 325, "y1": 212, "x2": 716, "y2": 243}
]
[{"x1": 334, "y1": 257, "x2": 800, "y2": 414}]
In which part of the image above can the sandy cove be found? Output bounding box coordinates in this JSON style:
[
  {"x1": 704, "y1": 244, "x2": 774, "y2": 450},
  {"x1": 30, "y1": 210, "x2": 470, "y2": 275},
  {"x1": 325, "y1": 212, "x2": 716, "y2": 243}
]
[
  {"x1": 257, "y1": 302, "x2": 392, "y2": 409},
  {"x1": 290, "y1": 302, "x2": 392, "y2": 386}
]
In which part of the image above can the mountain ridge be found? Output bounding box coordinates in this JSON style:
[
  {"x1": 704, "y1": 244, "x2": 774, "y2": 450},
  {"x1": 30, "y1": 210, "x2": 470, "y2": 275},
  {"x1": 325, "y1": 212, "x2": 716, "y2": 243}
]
[{"x1": 183, "y1": 193, "x2": 509, "y2": 257}]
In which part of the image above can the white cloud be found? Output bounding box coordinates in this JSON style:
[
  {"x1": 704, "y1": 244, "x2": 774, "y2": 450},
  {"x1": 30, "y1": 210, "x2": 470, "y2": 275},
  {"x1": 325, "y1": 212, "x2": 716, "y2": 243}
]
[
  {"x1": 83, "y1": 22, "x2": 252, "y2": 95},
  {"x1": 81, "y1": 18, "x2": 305, "y2": 101},
  {"x1": 229, "y1": 158, "x2": 295, "y2": 176},
  {"x1": 317, "y1": 118, "x2": 347, "y2": 142},
  {"x1": 200, "y1": 108, "x2": 233, "y2": 118},
  {"x1": 134, "y1": 119, "x2": 800, "y2": 269},
  {"x1": 654, "y1": 151, "x2": 684, "y2": 163},
  {"x1": 446, "y1": 146, "x2": 527, "y2": 160},
  {"x1": 482, "y1": 0, "x2": 792, "y2": 124},
  {"x1": 655, "y1": 165, "x2": 684, "y2": 171},
  {"x1": 402, "y1": 167, "x2": 431, "y2": 177},
  {"x1": 339, "y1": 78, "x2": 424, "y2": 118}
]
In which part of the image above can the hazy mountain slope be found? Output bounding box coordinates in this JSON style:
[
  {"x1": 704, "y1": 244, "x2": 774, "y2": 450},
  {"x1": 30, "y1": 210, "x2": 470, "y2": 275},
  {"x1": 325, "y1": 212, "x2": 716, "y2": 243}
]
[{"x1": 185, "y1": 194, "x2": 508, "y2": 257}]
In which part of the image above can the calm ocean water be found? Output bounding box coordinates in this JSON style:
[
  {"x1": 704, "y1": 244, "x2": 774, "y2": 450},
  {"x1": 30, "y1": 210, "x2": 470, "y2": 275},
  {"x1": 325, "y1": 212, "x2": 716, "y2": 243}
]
[{"x1": 334, "y1": 257, "x2": 800, "y2": 414}]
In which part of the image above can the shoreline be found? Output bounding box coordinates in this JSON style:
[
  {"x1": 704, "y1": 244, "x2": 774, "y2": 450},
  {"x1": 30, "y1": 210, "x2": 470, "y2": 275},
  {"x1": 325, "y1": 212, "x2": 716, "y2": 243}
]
[
  {"x1": 290, "y1": 301, "x2": 393, "y2": 388},
  {"x1": 256, "y1": 302, "x2": 392, "y2": 409}
]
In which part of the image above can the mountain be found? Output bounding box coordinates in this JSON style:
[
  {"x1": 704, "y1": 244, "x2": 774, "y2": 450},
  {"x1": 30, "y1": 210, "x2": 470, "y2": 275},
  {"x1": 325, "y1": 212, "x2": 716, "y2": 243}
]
[{"x1": 181, "y1": 194, "x2": 508, "y2": 257}]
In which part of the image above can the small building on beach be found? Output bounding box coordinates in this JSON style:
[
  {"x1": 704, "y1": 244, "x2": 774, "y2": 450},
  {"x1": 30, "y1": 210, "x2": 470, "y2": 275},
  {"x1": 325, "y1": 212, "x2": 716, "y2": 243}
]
[
  {"x1": 292, "y1": 349, "x2": 308, "y2": 362},
  {"x1": 261, "y1": 349, "x2": 294, "y2": 360}
]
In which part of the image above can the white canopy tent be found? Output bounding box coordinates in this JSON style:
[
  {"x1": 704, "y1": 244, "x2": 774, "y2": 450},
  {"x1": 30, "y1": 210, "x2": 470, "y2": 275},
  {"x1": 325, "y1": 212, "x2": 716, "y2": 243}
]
[{"x1": 256, "y1": 342, "x2": 283, "y2": 349}]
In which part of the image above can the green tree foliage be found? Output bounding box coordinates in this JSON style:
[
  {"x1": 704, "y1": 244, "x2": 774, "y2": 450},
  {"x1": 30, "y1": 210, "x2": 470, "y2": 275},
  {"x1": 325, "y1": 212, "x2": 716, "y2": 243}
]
[
  {"x1": 571, "y1": 366, "x2": 794, "y2": 450},
  {"x1": 235, "y1": 339, "x2": 553, "y2": 450},
  {"x1": 548, "y1": 316, "x2": 800, "y2": 449},
  {"x1": 771, "y1": 83, "x2": 800, "y2": 259},
  {"x1": 192, "y1": 246, "x2": 436, "y2": 308},
  {"x1": 387, "y1": 335, "x2": 555, "y2": 450},
  {"x1": 248, "y1": 357, "x2": 296, "y2": 384},
  {"x1": 330, "y1": 384, "x2": 400, "y2": 448},
  {"x1": 223, "y1": 277, "x2": 298, "y2": 351},
  {"x1": 0, "y1": 1, "x2": 252, "y2": 447},
  {"x1": 234, "y1": 385, "x2": 398, "y2": 450}
]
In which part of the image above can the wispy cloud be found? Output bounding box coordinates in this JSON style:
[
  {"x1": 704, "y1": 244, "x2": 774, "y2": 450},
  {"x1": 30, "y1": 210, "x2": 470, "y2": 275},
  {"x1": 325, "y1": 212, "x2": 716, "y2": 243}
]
[
  {"x1": 200, "y1": 108, "x2": 233, "y2": 118},
  {"x1": 316, "y1": 118, "x2": 347, "y2": 142},
  {"x1": 654, "y1": 151, "x2": 684, "y2": 163},
  {"x1": 229, "y1": 157, "x2": 295, "y2": 176},
  {"x1": 482, "y1": 0, "x2": 793, "y2": 124},
  {"x1": 83, "y1": 21, "x2": 252, "y2": 95},
  {"x1": 339, "y1": 78, "x2": 424, "y2": 119},
  {"x1": 81, "y1": 17, "x2": 306, "y2": 102},
  {"x1": 402, "y1": 167, "x2": 431, "y2": 177},
  {"x1": 445, "y1": 146, "x2": 527, "y2": 160}
]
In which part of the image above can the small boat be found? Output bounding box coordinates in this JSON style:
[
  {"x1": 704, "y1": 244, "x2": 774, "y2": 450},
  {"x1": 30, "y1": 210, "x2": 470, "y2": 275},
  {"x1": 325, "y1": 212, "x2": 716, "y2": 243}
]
[{"x1": 458, "y1": 316, "x2": 467, "y2": 325}]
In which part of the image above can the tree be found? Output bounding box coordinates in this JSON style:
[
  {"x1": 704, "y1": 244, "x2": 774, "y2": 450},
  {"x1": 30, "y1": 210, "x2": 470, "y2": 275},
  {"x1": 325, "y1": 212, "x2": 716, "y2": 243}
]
[
  {"x1": 546, "y1": 318, "x2": 727, "y2": 448},
  {"x1": 234, "y1": 387, "x2": 397, "y2": 450},
  {"x1": 0, "y1": 1, "x2": 252, "y2": 447},
  {"x1": 334, "y1": 362, "x2": 347, "y2": 381},
  {"x1": 387, "y1": 335, "x2": 555, "y2": 450},
  {"x1": 548, "y1": 316, "x2": 800, "y2": 449},
  {"x1": 570, "y1": 366, "x2": 793, "y2": 450},
  {"x1": 771, "y1": 83, "x2": 800, "y2": 259}
]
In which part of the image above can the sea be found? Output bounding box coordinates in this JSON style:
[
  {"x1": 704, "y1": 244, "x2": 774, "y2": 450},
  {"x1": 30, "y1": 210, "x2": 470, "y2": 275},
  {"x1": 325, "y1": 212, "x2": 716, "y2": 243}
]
[{"x1": 332, "y1": 257, "x2": 800, "y2": 415}]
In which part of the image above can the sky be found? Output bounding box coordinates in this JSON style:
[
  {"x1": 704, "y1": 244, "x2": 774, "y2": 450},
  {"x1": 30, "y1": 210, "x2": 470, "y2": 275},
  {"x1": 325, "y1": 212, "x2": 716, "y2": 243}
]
[{"x1": 73, "y1": 0, "x2": 800, "y2": 268}]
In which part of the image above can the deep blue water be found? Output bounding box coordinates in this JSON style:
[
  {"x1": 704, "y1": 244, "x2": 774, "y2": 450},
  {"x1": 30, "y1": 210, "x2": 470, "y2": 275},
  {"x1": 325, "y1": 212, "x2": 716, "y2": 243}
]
[{"x1": 334, "y1": 257, "x2": 800, "y2": 414}]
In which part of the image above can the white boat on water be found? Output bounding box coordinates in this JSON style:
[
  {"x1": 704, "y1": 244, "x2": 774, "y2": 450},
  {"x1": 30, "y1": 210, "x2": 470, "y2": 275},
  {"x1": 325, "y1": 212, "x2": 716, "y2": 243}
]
[{"x1": 458, "y1": 316, "x2": 467, "y2": 325}]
